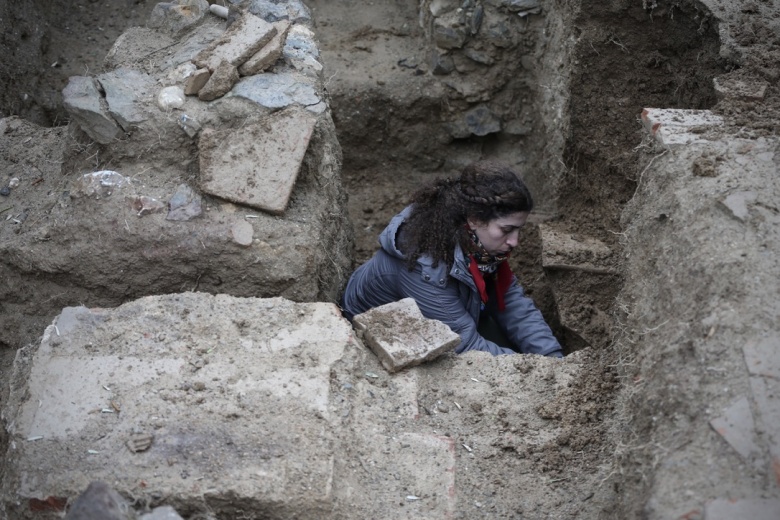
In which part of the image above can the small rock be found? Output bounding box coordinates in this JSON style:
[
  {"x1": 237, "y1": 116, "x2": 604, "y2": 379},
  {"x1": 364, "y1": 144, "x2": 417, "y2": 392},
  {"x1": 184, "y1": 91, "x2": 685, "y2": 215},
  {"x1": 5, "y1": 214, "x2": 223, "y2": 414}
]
[
  {"x1": 431, "y1": 51, "x2": 455, "y2": 75},
  {"x1": 446, "y1": 104, "x2": 501, "y2": 138},
  {"x1": 62, "y1": 76, "x2": 122, "y2": 144},
  {"x1": 463, "y1": 48, "x2": 494, "y2": 65},
  {"x1": 198, "y1": 60, "x2": 239, "y2": 101},
  {"x1": 0, "y1": 187, "x2": 9, "y2": 197},
  {"x1": 208, "y1": 4, "x2": 228, "y2": 19},
  {"x1": 429, "y1": 0, "x2": 459, "y2": 16},
  {"x1": 238, "y1": 20, "x2": 290, "y2": 76},
  {"x1": 157, "y1": 86, "x2": 186, "y2": 110},
  {"x1": 720, "y1": 191, "x2": 757, "y2": 222},
  {"x1": 231, "y1": 219, "x2": 254, "y2": 247},
  {"x1": 184, "y1": 68, "x2": 210, "y2": 96},
  {"x1": 165, "y1": 62, "x2": 197, "y2": 86},
  {"x1": 437, "y1": 402, "x2": 450, "y2": 413},
  {"x1": 148, "y1": 0, "x2": 209, "y2": 35},
  {"x1": 9, "y1": 177, "x2": 19, "y2": 188},
  {"x1": 129, "y1": 195, "x2": 166, "y2": 217},
  {"x1": 64, "y1": 482, "x2": 131, "y2": 520},
  {"x1": 72, "y1": 171, "x2": 129, "y2": 199},
  {"x1": 178, "y1": 114, "x2": 202, "y2": 137},
  {"x1": 140, "y1": 505, "x2": 185, "y2": 520},
  {"x1": 126, "y1": 433, "x2": 154, "y2": 453},
  {"x1": 167, "y1": 184, "x2": 203, "y2": 221},
  {"x1": 470, "y1": 5, "x2": 484, "y2": 34},
  {"x1": 433, "y1": 21, "x2": 468, "y2": 50}
]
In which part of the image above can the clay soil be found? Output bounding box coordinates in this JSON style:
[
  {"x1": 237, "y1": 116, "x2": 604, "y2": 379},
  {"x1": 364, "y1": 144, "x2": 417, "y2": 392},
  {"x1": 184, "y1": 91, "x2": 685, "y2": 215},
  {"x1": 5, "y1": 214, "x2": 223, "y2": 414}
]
[{"x1": 1, "y1": 0, "x2": 779, "y2": 518}]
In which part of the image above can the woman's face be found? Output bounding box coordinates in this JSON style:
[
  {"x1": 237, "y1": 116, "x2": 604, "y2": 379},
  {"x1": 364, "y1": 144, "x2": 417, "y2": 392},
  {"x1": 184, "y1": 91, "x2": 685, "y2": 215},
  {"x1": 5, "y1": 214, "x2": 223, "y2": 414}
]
[{"x1": 467, "y1": 211, "x2": 530, "y2": 255}]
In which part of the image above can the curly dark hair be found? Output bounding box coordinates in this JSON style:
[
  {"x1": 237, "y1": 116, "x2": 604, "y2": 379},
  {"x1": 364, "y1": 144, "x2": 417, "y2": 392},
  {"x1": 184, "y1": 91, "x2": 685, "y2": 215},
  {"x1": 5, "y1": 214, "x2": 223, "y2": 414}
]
[{"x1": 403, "y1": 160, "x2": 534, "y2": 269}]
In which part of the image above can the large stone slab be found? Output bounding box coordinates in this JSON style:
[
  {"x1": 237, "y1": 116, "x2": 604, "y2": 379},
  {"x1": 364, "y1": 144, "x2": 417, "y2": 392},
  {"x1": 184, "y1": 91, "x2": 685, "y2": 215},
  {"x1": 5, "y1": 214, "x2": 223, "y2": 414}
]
[
  {"x1": 352, "y1": 298, "x2": 461, "y2": 373},
  {"x1": 1, "y1": 293, "x2": 352, "y2": 519},
  {"x1": 228, "y1": 72, "x2": 321, "y2": 109},
  {"x1": 198, "y1": 107, "x2": 317, "y2": 214}
]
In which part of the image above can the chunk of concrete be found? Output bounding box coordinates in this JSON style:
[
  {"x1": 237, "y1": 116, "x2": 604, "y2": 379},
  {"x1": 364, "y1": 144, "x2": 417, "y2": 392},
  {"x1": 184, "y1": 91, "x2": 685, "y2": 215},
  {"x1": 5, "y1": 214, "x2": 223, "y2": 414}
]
[
  {"x1": 641, "y1": 108, "x2": 724, "y2": 148},
  {"x1": 238, "y1": 20, "x2": 290, "y2": 75},
  {"x1": 198, "y1": 60, "x2": 240, "y2": 101},
  {"x1": 97, "y1": 68, "x2": 154, "y2": 131},
  {"x1": 193, "y1": 12, "x2": 277, "y2": 71},
  {"x1": 0, "y1": 293, "x2": 351, "y2": 518},
  {"x1": 709, "y1": 396, "x2": 762, "y2": 461},
  {"x1": 704, "y1": 498, "x2": 780, "y2": 520},
  {"x1": 62, "y1": 76, "x2": 122, "y2": 144},
  {"x1": 352, "y1": 298, "x2": 461, "y2": 373},
  {"x1": 198, "y1": 107, "x2": 317, "y2": 214},
  {"x1": 743, "y1": 337, "x2": 780, "y2": 379}
]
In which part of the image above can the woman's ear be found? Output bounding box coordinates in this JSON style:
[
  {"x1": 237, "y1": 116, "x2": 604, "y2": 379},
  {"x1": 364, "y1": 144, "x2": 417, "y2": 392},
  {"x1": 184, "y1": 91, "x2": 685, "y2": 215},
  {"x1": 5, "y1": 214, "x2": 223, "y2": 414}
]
[{"x1": 466, "y1": 218, "x2": 480, "y2": 230}]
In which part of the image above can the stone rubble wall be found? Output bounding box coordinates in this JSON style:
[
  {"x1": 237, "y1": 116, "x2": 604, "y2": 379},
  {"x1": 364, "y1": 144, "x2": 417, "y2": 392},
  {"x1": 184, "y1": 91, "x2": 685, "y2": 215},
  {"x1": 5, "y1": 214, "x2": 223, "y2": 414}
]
[{"x1": 0, "y1": 0, "x2": 353, "y2": 350}]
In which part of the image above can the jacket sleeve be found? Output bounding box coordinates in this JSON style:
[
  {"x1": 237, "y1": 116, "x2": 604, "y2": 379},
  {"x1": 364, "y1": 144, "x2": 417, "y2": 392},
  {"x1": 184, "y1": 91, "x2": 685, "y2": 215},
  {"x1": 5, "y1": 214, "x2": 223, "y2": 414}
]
[
  {"x1": 396, "y1": 265, "x2": 516, "y2": 356},
  {"x1": 495, "y1": 278, "x2": 563, "y2": 357}
]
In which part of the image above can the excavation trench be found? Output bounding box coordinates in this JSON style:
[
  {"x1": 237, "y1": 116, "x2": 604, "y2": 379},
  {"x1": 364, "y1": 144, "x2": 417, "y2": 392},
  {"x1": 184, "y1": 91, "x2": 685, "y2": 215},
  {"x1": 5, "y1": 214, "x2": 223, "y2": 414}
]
[{"x1": 0, "y1": 0, "x2": 741, "y2": 518}]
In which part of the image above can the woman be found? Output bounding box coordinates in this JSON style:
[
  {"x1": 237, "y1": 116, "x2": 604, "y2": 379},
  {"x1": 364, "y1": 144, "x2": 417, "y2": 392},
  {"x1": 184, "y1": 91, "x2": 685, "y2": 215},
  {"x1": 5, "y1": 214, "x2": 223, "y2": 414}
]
[{"x1": 341, "y1": 161, "x2": 563, "y2": 358}]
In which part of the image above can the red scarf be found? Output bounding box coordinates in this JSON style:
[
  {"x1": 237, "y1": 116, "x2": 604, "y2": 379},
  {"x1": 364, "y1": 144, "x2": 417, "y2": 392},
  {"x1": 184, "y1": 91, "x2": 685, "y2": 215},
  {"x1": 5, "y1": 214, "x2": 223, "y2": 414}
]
[{"x1": 468, "y1": 255, "x2": 514, "y2": 311}]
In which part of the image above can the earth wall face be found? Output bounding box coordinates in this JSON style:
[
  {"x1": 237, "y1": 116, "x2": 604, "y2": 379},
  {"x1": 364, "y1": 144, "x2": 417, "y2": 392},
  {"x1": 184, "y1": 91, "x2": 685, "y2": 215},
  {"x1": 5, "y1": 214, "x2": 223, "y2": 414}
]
[{"x1": 0, "y1": 6, "x2": 353, "y2": 350}]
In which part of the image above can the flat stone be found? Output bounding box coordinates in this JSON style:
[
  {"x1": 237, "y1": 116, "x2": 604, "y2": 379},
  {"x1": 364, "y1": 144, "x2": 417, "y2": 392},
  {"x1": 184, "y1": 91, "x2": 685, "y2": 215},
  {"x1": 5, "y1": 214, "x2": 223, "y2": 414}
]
[
  {"x1": 161, "y1": 23, "x2": 223, "y2": 71},
  {"x1": 166, "y1": 183, "x2": 202, "y2": 221},
  {"x1": 231, "y1": 219, "x2": 254, "y2": 247},
  {"x1": 352, "y1": 298, "x2": 461, "y2": 373},
  {"x1": 228, "y1": 72, "x2": 320, "y2": 109},
  {"x1": 238, "y1": 20, "x2": 290, "y2": 76},
  {"x1": 193, "y1": 12, "x2": 277, "y2": 72},
  {"x1": 704, "y1": 498, "x2": 780, "y2": 520},
  {"x1": 641, "y1": 108, "x2": 724, "y2": 148},
  {"x1": 97, "y1": 68, "x2": 154, "y2": 131},
  {"x1": 62, "y1": 76, "x2": 122, "y2": 144},
  {"x1": 198, "y1": 108, "x2": 317, "y2": 214},
  {"x1": 748, "y1": 375, "x2": 780, "y2": 486},
  {"x1": 249, "y1": 0, "x2": 311, "y2": 23},
  {"x1": 720, "y1": 190, "x2": 757, "y2": 222},
  {"x1": 198, "y1": 60, "x2": 240, "y2": 101},
  {"x1": 184, "y1": 68, "x2": 210, "y2": 95},
  {"x1": 709, "y1": 396, "x2": 762, "y2": 461},
  {"x1": 148, "y1": 0, "x2": 209, "y2": 35},
  {"x1": 743, "y1": 337, "x2": 780, "y2": 379},
  {"x1": 0, "y1": 293, "x2": 350, "y2": 518},
  {"x1": 714, "y1": 75, "x2": 769, "y2": 102}
]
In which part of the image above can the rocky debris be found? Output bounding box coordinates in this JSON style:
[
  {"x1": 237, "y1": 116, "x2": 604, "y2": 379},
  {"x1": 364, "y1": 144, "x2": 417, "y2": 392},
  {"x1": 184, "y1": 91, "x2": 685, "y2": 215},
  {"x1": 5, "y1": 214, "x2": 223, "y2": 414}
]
[
  {"x1": 445, "y1": 104, "x2": 501, "y2": 138},
  {"x1": 0, "y1": 2, "x2": 352, "y2": 351},
  {"x1": 193, "y1": 11, "x2": 277, "y2": 72},
  {"x1": 166, "y1": 184, "x2": 202, "y2": 221},
  {"x1": 98, "y1": 68, "x2": 154, "y2": 131},
  {"x1": 148, "y1": 0, "x2": 210, "y2": 35},
  {"x1": 199, "y1": 107, "x2": 317, "y2": 214},
  {"x1": 230, "y1": 219, "x2": 254, "y2": 246},
  {"x1": 183, "y1": 68, "x2": 210, "y2": 95},
  {"x1": 641, "y1": 108, "x2": 724, "y2": 148},
  {"x1": 63, "y1": 481, "x2": 131, "y2": 520},
  {"x1": 197, "y1": 60, "x2": 240, "y2": 101},
  {"x1": 62, "y1": 76, "x2": 122, "y2": 144},
  {"x1": 352, "y1": 298, "x2": 461, "y2": 373},
  {"x1": 239, "y1": 20, "x2": 290, "y2": 75}
]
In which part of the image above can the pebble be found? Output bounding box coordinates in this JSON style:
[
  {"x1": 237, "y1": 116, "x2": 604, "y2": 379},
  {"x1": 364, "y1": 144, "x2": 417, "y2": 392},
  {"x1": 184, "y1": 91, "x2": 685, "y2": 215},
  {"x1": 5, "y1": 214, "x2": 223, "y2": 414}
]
[
  {"x1": 9, "y1": 177, "x2": 19, "y2": 188},
  {"x1": 0, "y1": 187, "x2": 9, "y2": 196}
]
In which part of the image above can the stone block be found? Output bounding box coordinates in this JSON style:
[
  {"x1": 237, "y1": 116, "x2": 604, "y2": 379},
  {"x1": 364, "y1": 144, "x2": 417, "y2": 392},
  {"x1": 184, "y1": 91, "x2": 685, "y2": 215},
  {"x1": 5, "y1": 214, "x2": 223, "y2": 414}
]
[
  {"x1": 704, "y1": 498, "x2": 780, "y2": 520},
  {"x1": 184, "y1": 68, "x2": 210, "y2": 95},
  {"x1": 198, "y1": 107, "x2": 317, "y2": 214},
  {"x1": 640, "y1": 108, "x2": 723, "y2": 148},
  {"x1": 238, "y1": 20, "x2": 290, "y2": 76},
  {"x1": 62, "y1": 76, "x2": 122, "y2": 144},
  {"x1": 352, "y1": 298, "x2": 460, "y2": 373},
  {"x1": 197, "y1": 60, "x2": 239, "y2": 101},
  {"x1": 714, "y1": 74, "x2": 768, "y2": 102},
  {"x1": 97, "y1": 67, "x2": 154, "y2": 131},
  {"x1": 0, "y1": 293, "x2": 352, "y2": 518},
  {"x1": 709, "y1": 395, "x2": 762, "y2": 461},
  {"x1": 193, "y1": 12, "x2": 277, "y2": 72}
]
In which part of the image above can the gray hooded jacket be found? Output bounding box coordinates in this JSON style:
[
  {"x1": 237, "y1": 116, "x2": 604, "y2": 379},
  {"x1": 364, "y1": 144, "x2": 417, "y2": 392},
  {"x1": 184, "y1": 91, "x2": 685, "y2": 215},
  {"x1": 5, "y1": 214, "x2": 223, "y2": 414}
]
[{"x1": 342, "y1": 207, "x2": 563, "y2": 357}]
